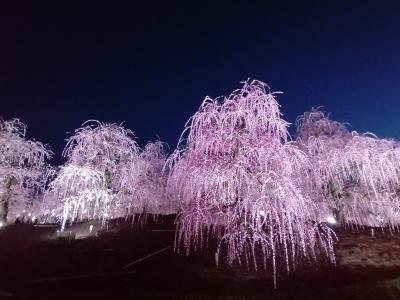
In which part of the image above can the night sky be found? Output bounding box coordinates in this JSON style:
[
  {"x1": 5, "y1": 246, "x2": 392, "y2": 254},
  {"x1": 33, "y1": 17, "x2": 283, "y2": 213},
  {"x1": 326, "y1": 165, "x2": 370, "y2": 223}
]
[{"x1": 2, "y1": 1, "x2": 400, "y2": 164}]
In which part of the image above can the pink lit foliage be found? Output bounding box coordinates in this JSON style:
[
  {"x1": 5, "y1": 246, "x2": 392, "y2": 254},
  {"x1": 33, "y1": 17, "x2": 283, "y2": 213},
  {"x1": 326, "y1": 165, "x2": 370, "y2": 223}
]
[
  {"x1": 47, "y1": 120, "x2": 162, "y2": 229},
  {"x1": 166, "y1": 80, "x2": 336, "y2": 288},
  {"x1": 139, "y1": 140, "x2": 174, "y2": 216},
  {"x1": 0, "y1": 118, "x2": 53, "y2": 222},
  {"x1": 296, "y1": 108, "x2": 400, "y2": 229}
]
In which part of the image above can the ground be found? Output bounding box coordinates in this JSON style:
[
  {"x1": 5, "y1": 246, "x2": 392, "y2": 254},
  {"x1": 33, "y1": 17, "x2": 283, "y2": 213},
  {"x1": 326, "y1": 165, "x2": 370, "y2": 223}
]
[{"x1": 0, "y1": 216, "x2": 400, "y2": 300}]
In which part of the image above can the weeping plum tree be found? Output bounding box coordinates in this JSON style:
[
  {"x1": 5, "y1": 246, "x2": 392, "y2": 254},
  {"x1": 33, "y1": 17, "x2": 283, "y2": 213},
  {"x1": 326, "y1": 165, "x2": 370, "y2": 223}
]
[
  {"x1": 138, "y1": 141, "x2": 174, "y2": 216},
  {"x1": 0, "y1": 118, "x2": 52, "y2": 222},
  {"x1": 48, "y1": 120, "x2": 168, "y2": 228},
  {"x1": 49, "y1": 121, "x2": 142, "y2": 226},
  {"x1": 295, "y1": 108, "x2": 352, "y2": 225},
  {"x1": 166, "y1": 80, "x2": 336, "y2": 288},
  {"x1": 110, "y1": 139, "x2": 171, "y2": 221},
  {"x1": 296, "y1": 108, "x2": 400, "y2": 229}
]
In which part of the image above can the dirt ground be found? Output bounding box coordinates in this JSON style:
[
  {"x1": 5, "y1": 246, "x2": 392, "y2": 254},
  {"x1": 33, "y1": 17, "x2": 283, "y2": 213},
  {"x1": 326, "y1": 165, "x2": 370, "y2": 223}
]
[{"x1": 0, "y1": 216, "x2": 400, "y2": 300}]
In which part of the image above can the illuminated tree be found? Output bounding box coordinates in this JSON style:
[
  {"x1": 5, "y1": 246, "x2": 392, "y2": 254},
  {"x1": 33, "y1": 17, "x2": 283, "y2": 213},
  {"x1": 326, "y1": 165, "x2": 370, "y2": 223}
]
[
  {"x1": 296, "y1": 108, "x2": 400, "y2": 229},
  {"x1": 47, "y1": 164, "x2": 114, "y2": 230},
  {"x1": 0, "y1": 118, "x2": 52, "y2": 222},
  {"x1": 48, "y1": 121, "x2": 170, "y2": 228},
  {"x1": 111, "y1": 140, "x2": 171, "y2": 220},
  {"x1": 138, "y1": 141, "x2": 172, "y2": 215},
  {"x1": 166, "y1": 80, "x2": 336, "y2": 287},
  {"x1": 48, "y1": 121, "x2": 142, "y2": 225}
]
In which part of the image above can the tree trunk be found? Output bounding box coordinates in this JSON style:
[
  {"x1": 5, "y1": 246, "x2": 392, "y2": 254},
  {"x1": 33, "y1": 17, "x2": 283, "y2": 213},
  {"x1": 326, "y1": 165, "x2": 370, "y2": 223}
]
[
  {"x1": 334, "y1": 198, "x2": 345, "y2": 226},
  {"x1": 0, "y1": 177, "x2": 12, "y2": 222},
  {"x1": 328, "y1": 181, "x2": 345, "y2": 226}
]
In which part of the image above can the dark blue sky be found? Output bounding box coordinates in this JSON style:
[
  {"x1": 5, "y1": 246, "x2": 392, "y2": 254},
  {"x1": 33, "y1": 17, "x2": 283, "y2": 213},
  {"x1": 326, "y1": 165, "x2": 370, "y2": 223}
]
[{"x1": 2, "y1": 1, "x2": 400, "y2": 163}]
